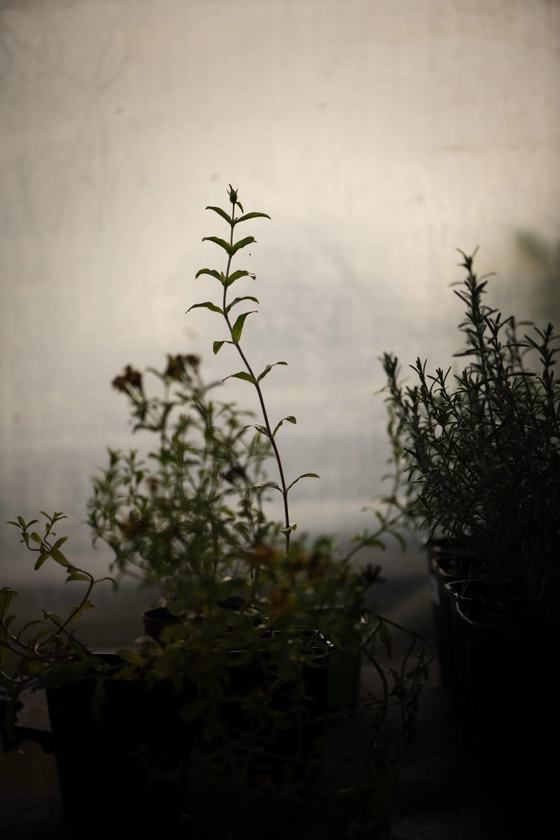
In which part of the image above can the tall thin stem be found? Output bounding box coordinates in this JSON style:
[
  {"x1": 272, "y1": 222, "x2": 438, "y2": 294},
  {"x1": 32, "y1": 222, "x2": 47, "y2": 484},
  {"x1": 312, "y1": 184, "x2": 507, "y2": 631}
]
[{"x1": 221, "y1": 199, "x2": 292, "y2": 552}]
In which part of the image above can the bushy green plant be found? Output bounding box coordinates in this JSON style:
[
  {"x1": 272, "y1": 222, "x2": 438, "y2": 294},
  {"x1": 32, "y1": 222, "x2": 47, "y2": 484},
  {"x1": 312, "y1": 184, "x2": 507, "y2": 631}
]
[
  {"x1": 0, "y1": 512, "x2": 114, "y2": 724},
  {"x1": 1, "y1": 186, "x2": 433, "y2": 834},
  {"x1": 87, "y1": 353, "x2": 276, "y2": 612},
  {"x1": 1, "y1": 512, "x2": 429, "y2": 834},
  {"x1": 382, "y1": 249, "x2": 560, "y2": 618}
]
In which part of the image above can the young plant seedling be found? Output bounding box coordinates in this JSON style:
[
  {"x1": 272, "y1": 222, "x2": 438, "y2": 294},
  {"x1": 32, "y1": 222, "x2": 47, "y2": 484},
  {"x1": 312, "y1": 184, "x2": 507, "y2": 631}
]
[{"x1": 189, "y1": 185, "x2": 319, "y2": 550}]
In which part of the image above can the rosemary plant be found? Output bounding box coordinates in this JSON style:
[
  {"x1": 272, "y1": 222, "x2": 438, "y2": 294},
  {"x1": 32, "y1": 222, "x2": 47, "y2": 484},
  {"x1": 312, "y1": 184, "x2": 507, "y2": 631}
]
[{"x1": 382, "y1": 249, "x2": 560, "y2": 618}]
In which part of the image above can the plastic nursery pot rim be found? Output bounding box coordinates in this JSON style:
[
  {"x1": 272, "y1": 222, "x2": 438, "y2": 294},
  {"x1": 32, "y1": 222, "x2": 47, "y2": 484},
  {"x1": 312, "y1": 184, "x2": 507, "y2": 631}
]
[
  {"x1": 430, "y1": 552, "x2": 483, "y2": 578},
  {"x1": 455, "y1": 600, "x2": 558, "y2": 631},
  {"x1": 223, "y1": 628, "x2": 334, "y2": 657},
  {"x1": 443, "y1": 578, "x2": 487, "y2": 599},
  {"x1": 142, "y1": 605, "x2": 180, "y2": 621}
]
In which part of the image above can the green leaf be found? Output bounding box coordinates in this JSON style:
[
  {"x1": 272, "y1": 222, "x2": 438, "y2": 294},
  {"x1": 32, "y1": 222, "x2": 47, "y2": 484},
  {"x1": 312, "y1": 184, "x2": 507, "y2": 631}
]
[
  {"x1": 30, "y1": 532, "x2": 43, "y2": 545},
  {"x1": 0, "y1": 588, "x2": 17, "y2": 618},
  {"x1": 223, "y1": 371, "x2": 256, "y2": 385},
  {"x1": 116, "y1": 649, "x2": 145, "y2": 665},
  {"x1": 226, "y1": 295, "x2": 259, "y2": 314},
  {"x1": 252, "y1": 481, "x2": 282, "y2": 493},
  {"x1": 50, "y1": 548, "x2": 69, "y2": 567},
  {"x1": 353, "y1": 536, "x2": 385, "y2": 549},
  {"x1": 23, "y1": 619, "x2": 46, "y2": 630},
  {"x1": 205, "y1": 205, "x2": 233, "y2": 225},
  {"x1": 65, "y1": 573, "x2": 91, "y2": 583},
  {"x1": 234, "y1": 212, "x2": 271, "y2": 225},
  {"x1": 195, "y1": 268, "x2": 222, "y2": 281},
  {"x1": 187, "y1": 301, "x2": 224, "y2": 315},
  {"x1": 231, "y1": 310, "x2": 257, "y2": 343},
  {"x1": 70, "y1": 600, "x2": 95, "y2": 622},
  {"x1": 43, "y1": 612, "x2": 62, "y2": 626},
  {"x1": 30, "y1": 626, "x2": 57, "y2": 644},
  {"x1": 230, "y1": 236, "x2": 255, "y2": 257},
  {"x1": 286, "y1": 473, "x2": 320, "y2": 492},
  {"x1": 252, "y1": 423, "x2": 270, "y2": 438},
  {"x1": 213, "y1": 340, "x2": 233, "y2": 355},
  {"x1": 18, "y1": 658, "x2": 46, "y2": 678},
  {"x1": 202, "y1": 235, "x2": 232, "y2": 255},
  {"x1": 272, "y1": 416, "x2": 297, "y2": 436},
  {"x1": 34, "y1": 552, "x2": 50, "y2": 570},
  {"x1": 110, "y1": 663, "x2": 139, "y2": 681},
  {"x1": 225, "y1": 269, "x2": 256, "y2": 287},
  {"x1": 257, "y1": 361, "x2": 287, "y2": 382},
  {"x1": 52, "y1": 536, "x2": 68, "y2": 550}
]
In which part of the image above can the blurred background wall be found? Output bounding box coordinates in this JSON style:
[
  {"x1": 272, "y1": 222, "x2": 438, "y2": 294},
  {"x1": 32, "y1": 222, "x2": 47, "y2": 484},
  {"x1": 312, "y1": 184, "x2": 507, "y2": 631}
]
[{"x1": 1, "y1": 0, "x2": 559, "y2": 642}]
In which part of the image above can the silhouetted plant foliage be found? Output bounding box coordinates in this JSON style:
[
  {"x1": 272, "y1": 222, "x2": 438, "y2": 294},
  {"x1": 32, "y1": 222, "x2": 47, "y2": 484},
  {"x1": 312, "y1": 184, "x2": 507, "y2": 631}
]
[
  {"x1": 382, "y1": 249, "x2": 560, "y2": 619},
  {"x1": 0, "y1": 187, "x2": 432, "y2": 834},
  {"x1": 87, "y1": 353, "x2": 276, "y2": 610}
]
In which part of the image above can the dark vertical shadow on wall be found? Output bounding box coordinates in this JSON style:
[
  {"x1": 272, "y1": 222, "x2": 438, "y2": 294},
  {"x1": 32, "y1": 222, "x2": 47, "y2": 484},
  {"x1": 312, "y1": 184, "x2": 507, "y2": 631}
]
[{"x1": 514, "y1": 231, "x2": 560, "y2": 329}]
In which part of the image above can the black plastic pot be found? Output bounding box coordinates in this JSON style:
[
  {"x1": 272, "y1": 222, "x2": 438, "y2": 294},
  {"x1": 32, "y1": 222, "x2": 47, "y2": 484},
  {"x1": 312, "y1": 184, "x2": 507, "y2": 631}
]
[
  {"x1": 0, "y1": 692, "x2": 25, "y2": 753},
  {"x1": 142, "y1": 605, "x2": 180, "y2": 643},
  {"x1": 426, "y1": 539, "x2": 480, "y2": 690},
  {"x1": 297, "y1": 606, "x2": 368, "y2": 710},
  {"x1": 46, "y1": 654, "x2": 196, "y2": 821},
  {"x1": 143, "y1": 606, "x2": 330, "y2": 781},
  {"x1": 444, "y1": 581, "x2": 476, "y2": 754},
  {"x1": 211, "y1": 629, "x2": 330, "y2": 781},
  {"x1": 142, "y1": 595, "x2": 257, "y2": 643},
  {"x1": 456, "y1": 591, "x2": 560, "y2": 802},
  {"x1": 143, "y1": 601, "x2": 352, "y2": 709}
]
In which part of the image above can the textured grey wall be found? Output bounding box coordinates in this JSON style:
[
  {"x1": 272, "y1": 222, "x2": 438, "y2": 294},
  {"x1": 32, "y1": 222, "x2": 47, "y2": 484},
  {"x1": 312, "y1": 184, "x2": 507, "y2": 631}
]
[{"x1": 1, "y1": 1, "x2": 559, "y2": 615}]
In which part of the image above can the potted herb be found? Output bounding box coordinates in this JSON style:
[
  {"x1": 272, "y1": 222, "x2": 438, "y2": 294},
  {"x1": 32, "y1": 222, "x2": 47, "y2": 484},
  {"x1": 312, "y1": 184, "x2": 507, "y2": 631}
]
[
  {"x1": 0, "y1": 512, "x2": 197, "y2": 821},
  {"x1": 87, "y1": 353, "x2": 276, "y2": 634},
  {"x1": 1, "y1": 186, "x2": 431, "y2": 833},
  {"x1": 188, "y1": 184, "x2": 420, "y2": 711},
  {"x1": 1, "y1": 510, "x2": 428, "y2": 832},
  {"x1": 381, "y1": 248, "x2": 560, "y2": 800}
]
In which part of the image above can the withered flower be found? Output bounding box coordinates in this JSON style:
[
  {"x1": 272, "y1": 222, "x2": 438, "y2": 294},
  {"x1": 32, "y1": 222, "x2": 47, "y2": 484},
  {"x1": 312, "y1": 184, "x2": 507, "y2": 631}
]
[
  {"x1": 356, "y1": 564, "x2": 384, "y2": 588},
  {"x1": 145, "y1": 476, "x2": 159, "y2": 495},
  {"x1": 164, "y1": 355, "x2": 186, "y2": 381},
  {"x1": 112, "y1": 365, "x2": 143, "y2": 393},
  {"x1": 184, "y1": 354, "x2": 200, "y2": 371},
  {"x1": 221, "y1": 464, "x2": 247, "y2": 484},
  {"x1": 164, "y1": 354, "x2": 201, "y2": 381},
  {"x1": 118, "y1": 510, "x2": 151, "y2": 540}
]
